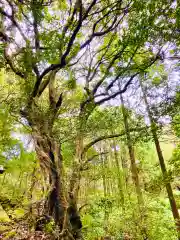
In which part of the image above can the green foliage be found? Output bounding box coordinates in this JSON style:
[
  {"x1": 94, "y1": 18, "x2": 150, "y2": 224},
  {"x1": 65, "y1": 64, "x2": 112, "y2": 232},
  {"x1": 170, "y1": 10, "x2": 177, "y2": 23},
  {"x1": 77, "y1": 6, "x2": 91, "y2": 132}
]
[
  {"x1": 66, "y1": 71, "x2": 77, "y2": 90},
  {"x1": 170, "y1": 144, "x2": 180, "y2": 176},
  {"x1": 44, "y1": 219, "x2": 55, "y2": 233},
  {"x1": 173, "y1": 115, "x2": 180, "y2": 137},
  {"x1": 81, "y1": 193, "x2": 177, "y2": 240}
]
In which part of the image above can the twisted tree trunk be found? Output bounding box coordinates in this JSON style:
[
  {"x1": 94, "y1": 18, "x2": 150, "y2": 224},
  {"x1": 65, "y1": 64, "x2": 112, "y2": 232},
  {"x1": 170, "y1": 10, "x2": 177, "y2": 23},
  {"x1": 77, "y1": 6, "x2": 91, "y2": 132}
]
[
  {"x1": 34, "y1": 131, "x2": 82, "y2": 239},
  {"x1": 21, "y1": 105, "x2": 82, "y2": 239},
  {"x1": 18, "y1": 69, "x2": 84, "y2": 239}
]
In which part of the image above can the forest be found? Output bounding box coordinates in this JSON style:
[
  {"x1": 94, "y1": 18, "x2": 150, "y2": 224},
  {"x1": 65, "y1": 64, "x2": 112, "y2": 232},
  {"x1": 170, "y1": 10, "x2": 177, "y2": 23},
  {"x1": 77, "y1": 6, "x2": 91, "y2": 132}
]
[{"x1": 0, "y1": 0, "x2": 180, "y2": 239}]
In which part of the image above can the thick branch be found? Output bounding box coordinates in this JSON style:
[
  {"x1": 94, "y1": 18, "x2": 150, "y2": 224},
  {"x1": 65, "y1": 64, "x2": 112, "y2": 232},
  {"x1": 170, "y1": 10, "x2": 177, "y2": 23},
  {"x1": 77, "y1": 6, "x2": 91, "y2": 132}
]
[
  {"x1": 37, "y1": 0, "x2": 97, "y2": 84},
  {"x1": 37, "y1": 76, "x2": 51, "y2": 97},
  {"x1": 49, "y1": 70, "x2": 57, "y2": 109},
  {"x1": 82, "y1": 127, "x2": 145, "y2": 157},
  {"x1": 56, "y1": 92, "x2": 63, "y2": 109}
]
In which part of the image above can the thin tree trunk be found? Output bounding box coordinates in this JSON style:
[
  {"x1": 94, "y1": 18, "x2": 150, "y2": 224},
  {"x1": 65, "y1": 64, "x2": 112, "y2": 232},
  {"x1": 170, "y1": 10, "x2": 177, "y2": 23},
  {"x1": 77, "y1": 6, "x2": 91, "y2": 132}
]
[
  {"x1": 120, "y1": 93, "x2": 143, "y2": 206},
  {"x1": 140, "y1": 79, "x2": 180, "y2": 238},
  {"x1": 101, "y1": 146, "x2": 109, "y2": 235},
  {"x1": 29, "y1": 166, "x2": 36, "y2": 215},
  {"x1": 12, "y1": 169, "x2": 23, "y2": 198},
  {"x1": 111, "y1": 139, "x2": 124, "y2": 206},
  {"x1": 119, "y1": 93, "x2": 149, "y2": 239},
  {"x1": 120, "y1": 145, "x2": 129, "y2": 191}
]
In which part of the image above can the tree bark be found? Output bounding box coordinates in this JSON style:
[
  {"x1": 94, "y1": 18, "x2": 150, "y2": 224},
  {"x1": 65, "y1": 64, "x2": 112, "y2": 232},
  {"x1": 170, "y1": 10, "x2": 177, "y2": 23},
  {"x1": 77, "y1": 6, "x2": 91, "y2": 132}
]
[
  {"x1": 34, "y1": 132, "x2": 67, "y2": 224},
  {"x1": 140, "y1": 79, "x2": 180, "y2": 238},
  {"x1": 28, "y1": 124, "x2": 83, "y2": 239}
]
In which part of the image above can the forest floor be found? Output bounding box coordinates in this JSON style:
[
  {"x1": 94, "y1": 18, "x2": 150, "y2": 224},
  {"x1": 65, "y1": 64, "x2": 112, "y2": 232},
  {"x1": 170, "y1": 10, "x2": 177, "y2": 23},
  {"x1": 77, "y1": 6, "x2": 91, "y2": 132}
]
[
  {"x1": 0, "y1": 207, "x2": 53, "y2": 240},
  {"x1": 0, "y1": 220, "x2": 53, "y2": 240}
]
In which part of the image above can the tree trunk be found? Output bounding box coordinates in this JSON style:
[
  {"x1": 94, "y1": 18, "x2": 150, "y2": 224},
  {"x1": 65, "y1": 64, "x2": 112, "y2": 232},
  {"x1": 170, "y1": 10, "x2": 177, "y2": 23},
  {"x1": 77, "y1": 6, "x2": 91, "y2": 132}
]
[
  {"x1": 33, "y1": 129, "x2": 82, "y2": 239},
  {"x1": 111, "y1": 139, "x2": 124, "y2": 206},
  {"x1": 120, "y1": 145, "x2": 129, "y2": 191},
  {"x1": 140, "y1": 79, "x2": 180, "y2": 238},
  {"x1": 34, "y1": 132, "x2": 66, "y2": 221},
  {"x1": 20, "y1": 70, "x2": 86, "y2": 239},
  {"x1": 120, "y1": 94, "x2": 143, "y2": 206},
  {"x1": 120, "y1": 93, "x2": 149, "y2": 239},
  {"x1": 101, "y1": 146, "x2": 109, "y2": 235}
]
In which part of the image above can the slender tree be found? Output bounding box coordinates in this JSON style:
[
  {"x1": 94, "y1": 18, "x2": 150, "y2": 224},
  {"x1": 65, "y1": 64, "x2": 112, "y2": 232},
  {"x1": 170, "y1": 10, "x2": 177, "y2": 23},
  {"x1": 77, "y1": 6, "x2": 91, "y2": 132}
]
[
  {"x1": 120, "y1": 93, "x2": 143, "y2": 206},
  {"x1": 140, "y1": 77, "x2": 180, "y2": 239},
  {"x1": 111, "y1": 138, "x2": 124, "y2": 206}
]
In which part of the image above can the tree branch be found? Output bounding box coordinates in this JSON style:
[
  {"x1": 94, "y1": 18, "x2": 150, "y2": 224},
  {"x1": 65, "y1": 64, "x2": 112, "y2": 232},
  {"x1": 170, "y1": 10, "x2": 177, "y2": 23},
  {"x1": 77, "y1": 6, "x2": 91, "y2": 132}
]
[
  {"x1": 95, "y1": 52, "x2": 161, "y2": 105},
  {"x1": 82, "y1": 127, "x2": 145, "y2": 157},
  {"x1": 106, "y1": 45, "x2": 139, "y2": 91},
  {"x1": 96, "y1": 73, "x2": 138, "y2": 105},
  {"x1": 4, "y1": 49, "x2": 25, "y2": 79},
  {"x1": 0, "y1": 7, "x2": 27, "y2": 42},
  {"x1": 82, "y1": 151, "x2": 109, "y2": 167},
  {"x1": 36, "y1": 0, "x2": 124, "y2": 86}
]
